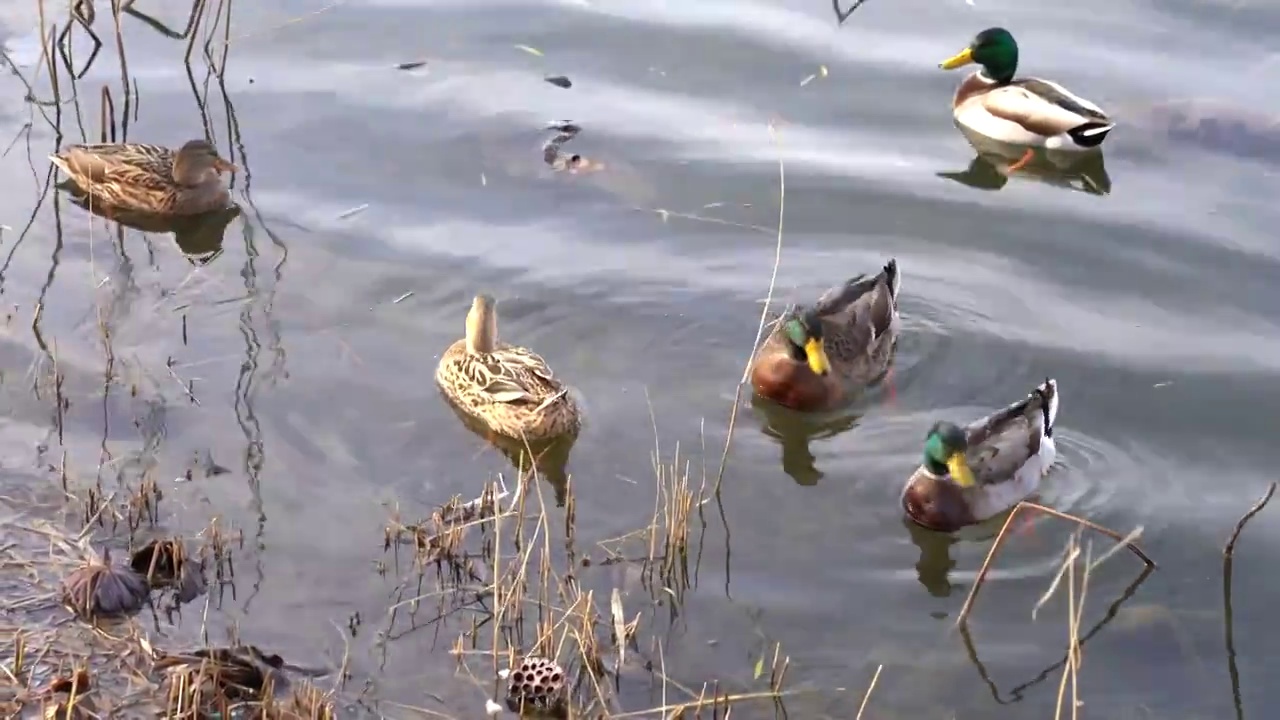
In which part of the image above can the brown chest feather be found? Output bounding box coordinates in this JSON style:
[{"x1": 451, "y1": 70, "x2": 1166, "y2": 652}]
[{"x1": 750, "y1": 355, "x2": 842, "y2": 412}]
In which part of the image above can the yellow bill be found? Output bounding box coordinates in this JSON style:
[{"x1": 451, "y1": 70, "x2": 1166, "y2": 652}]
[
  {"x1": 804, "y1": 337, "x2": 831, "y2": 376},
  {"x1": 939, "y1": 47, "x2": 974, "y2": 70},
  {"x1": 947, "y1": 452, "x2": 976, "y2": 488}
]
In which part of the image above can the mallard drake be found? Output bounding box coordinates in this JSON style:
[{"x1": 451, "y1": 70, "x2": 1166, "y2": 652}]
[
  {"x1": 436, "y1": 294, "x2": 582, "y2": 442},
  {"x1": 749, "y1": 259, "x2": 901, "y2": 412},
  {"x1": 901, "y1": 378, "x2": 1059, "y2": 533},
  {"x1": 49, "y1": 139, "x2": 237, "y2": 216},
  {"x1": 939, "y1": 28, "x2": 1114, "y2": 172}
]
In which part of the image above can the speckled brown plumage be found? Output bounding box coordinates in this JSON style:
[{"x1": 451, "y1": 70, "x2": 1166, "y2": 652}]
[
  {"x1": 436, "y1": 295, "x2": 581, "y2": 443},
  {"x1": 50, "y1": 139, "x2": 236, "y2": 216}
]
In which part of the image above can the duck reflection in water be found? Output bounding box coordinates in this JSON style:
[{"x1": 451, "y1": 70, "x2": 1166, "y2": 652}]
[
  {"x1": 902, "y1": 515, "x2": 958, "y2": 597},
  {"x1": 57, "y1": 180, "x2": 241, "y2": 266},
  {"x1": 442, "y1": 397, "x2": 577, "y2": 507},
  {"x1": 938, "y1": 125, "x2": 1112, "y2": 197},
  {"x1": 748, "y1": 394, "x2": 866, "y2": 486},
  {"x1": 902, "y1": 512, "x2": 1011, "y2": 598}
]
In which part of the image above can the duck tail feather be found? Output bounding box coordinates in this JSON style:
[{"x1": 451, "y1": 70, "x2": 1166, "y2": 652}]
[
  {"x1": 883, "y1": 258, "x2": 901, "y2": 300},
  {"x1": 1038, "y1": 377, "x2": 1059, "y2": 436},
  {"x1": 1069, "y1": 121, "x2": 1114, "y2": 148}
]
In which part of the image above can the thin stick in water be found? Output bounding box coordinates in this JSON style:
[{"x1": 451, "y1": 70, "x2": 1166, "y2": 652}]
[
  {"x1": 956, "y1": 501, "x2": 1155, "y2": 628},
  {"x1": 1222, "y1": 480, "x2": 1276, "y2": 720},
  {"x1": 711, "y1": 122, "x2": 786, "y2": 498},
  {"x1": 855, "y1": 663, "x2": 882, "y2": 720}
]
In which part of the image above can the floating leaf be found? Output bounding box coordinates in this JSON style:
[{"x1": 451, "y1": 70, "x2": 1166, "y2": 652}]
[
  {"x1": 544, "y1": 75, "x2": 572, "y2": 89},
  {"x1": 753, "y1": 654, "x2": 765, "y2": 680},
  {"x1": 515, "y1": 44, "x2": 544, "y2": 57}
]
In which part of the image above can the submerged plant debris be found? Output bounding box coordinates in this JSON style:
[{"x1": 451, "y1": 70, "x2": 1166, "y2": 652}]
[
  {"x1": 61, "y1": 548, "x2": 150, "y2": 621},
  {"x1": 130, "y1": 538, "x2": 207, "y2": 605},
  {"x1": 542, "y1": 121, "x2": 605, "y2": 173}
]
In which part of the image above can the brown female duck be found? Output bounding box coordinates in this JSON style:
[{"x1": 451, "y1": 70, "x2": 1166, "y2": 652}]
[
  {"x1": 436, "y1": 294, "x2": 582, "y2": 442},
  {"x1": 50, "y1": 139, "x2": 237, "y2": 216},
  {"x1": 749, "y1": 259, "x2": 901, "y2": 412}
]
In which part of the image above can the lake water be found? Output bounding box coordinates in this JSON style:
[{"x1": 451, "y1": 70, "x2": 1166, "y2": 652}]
[{"x1": 1, "y1": 0, "x2": 1279, "y2": 716}]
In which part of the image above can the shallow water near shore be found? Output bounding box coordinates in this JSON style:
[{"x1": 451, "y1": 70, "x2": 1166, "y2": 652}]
[{"x1": 1, "y1": 0, "x2": 1279, "y2": 716}]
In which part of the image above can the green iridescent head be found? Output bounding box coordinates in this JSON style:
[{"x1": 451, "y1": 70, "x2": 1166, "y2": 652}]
[
  {"x1": 939, "y1": 27, "x2": 1019, "y2": 84},
  {"x1": 783, "y1": 308, "x2": 830, "y2": 376}
]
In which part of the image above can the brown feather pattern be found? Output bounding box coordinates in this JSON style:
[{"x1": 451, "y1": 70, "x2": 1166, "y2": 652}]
[{"x1": 50, "y1": 140, "x2": 234, "y2": 216}]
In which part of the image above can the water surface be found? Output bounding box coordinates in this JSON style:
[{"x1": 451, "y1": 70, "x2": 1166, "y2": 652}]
[{"x1": 1, "y1": 0, "x2": 1279, "y2": 716}]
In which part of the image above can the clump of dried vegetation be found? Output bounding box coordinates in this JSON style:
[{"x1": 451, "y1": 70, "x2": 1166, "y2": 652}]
[
  {"x1": 380, "y1": 435, "x2": 800, "y2": 719},
  {"x1": 2, "y1": 0, "x2": 339, "y2": 709},
  {"x1": 0, "y1": 474, "x2": 339, "y2": 719}
]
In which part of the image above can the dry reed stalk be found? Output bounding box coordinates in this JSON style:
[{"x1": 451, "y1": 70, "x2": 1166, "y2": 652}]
[
  {"x1": 1221, "y1": 481, "x2": 1276, "y2": 720},
  {"x1": 955, "y1": 501, "x2": 1155, "y2": 628},
  {"x1": 711, "y1": 122, "x2": 786, "y2": 498},
  {"x1": 418, "y1": 451, "x2": 789, "y2": 718},
  {"x1": 1048, "y1": 533, "x2": 1087, "y2": 720},
  {"x1": 855, "y1": 664, "x2": 882, "y2": 720}
]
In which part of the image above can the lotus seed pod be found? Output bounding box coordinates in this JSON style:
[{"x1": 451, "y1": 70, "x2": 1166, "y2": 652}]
[{"x1": 504, "y1": 656, "x2": 566, "y2": 716}]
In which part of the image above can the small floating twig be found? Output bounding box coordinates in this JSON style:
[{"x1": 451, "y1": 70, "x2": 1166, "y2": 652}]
[
  {"x1": 336, "y1": 204, "x2": 369, "y2": 220},
  {"x1": 799, "y1": 65, "x2": 829, "y2": 87},
  {"x1": 833, "y1": 0, "x2": 873, "y2": 25}
]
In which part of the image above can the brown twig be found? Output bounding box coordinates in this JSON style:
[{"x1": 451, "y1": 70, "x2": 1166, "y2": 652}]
[
  {"x1": 833, "y1": 0, "x2": 873, "y2": 25},
  {"x1": 1223, "y1": 481, "x2": 1275, "y2": 560},
  {"x1": 956, "y1": 501, "x2": 1155, "y2": 628},
  {"x1": 1222, "y1": 481, "x2": 1276, "y2": 720},
  {"x1": 711, "y1": 122, "x2": 785, "y2": 499}
]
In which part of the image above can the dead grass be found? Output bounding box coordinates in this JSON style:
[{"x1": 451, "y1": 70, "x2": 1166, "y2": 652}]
[
  {"x1": 380, "y1": 438, "x2": 799, "y2": 719},
  {"x1": 0, "y1": 478, "x2": 338, "y2": 719}
]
